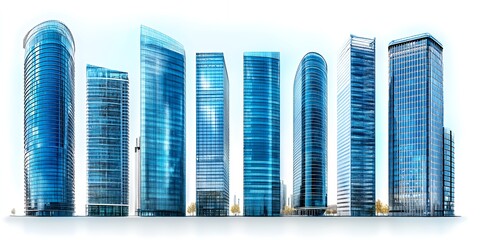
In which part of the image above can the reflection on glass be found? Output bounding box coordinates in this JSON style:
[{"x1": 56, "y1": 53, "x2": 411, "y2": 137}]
[
  {"x1": 139, "y1": 26, "x2": 186, "y2": 216},
  {"x1": 196, "y1": 53, "x2": 229, "y2": 216}
]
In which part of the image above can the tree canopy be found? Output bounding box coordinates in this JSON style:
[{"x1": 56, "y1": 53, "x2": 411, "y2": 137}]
[
  {"x1": 375, "y1": 199, "x2": 389, "y2": 215},
  {"x1": 230, "y1": 204, "x2": 240, "y2": 216},
  {"x1": 187, "y1": 202, "x2": 196, "y2": 216},
  {"x1": 282, "y1": 206, "x2": 294, "y2": 215}
]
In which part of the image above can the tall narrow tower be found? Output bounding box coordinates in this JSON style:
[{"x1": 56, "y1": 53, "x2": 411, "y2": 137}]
[
  {"x1": 139, "y1": 25, "x2": 186, "y2": 216},
  {"x1": 196, "y1": 52, "x2": 230, "y2": 216},
  {"x1": 389, "y1": 33, "x2": 444, "y2": 216},
  {"x1": 243, "y1": 52, "x2": 280, "y2": 216},
  {"x1": 86, "y1": 65, "x2": 129, "y2": 216},
  {"x1": 337, "y1": 35, "x2": 376, "y2": 216},
  {"x1": 293, "y1": 52, "x2": 328, "y2": 216}
]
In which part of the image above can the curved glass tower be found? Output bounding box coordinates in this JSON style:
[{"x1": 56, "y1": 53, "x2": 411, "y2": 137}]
[
  {"x1": 86, "y1": 65, "x2": 129, "y2": 216},
  {"x1": 293, "y1": 52, "x2": 328, "y2": 216},
  {"x1": 196, "y1": 53, "x2": 229, "y2": 216},
  {"x1": 23, "y1": 20, "x2": 75, "y2": 216},
  {"x1": 388, "y1": 33, "x2": 444, "y2": 216},
  {"x1": 243, "y1": 52, "x2": 280, "y2": 216},
  {"x1": 139, "y1": 26, "x2": 186, "y2": 216},
  {"x1": 337, "y1": 35, "x2": 376, "y2": 216}
]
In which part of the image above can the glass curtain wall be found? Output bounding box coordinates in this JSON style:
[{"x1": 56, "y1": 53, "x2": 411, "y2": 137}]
[
  {"x1": 139, "y1": 26, "x2": 186, "y2": 216},
  {"x1": 243, "y1": 52, "x2": 280, "y2": 216},
  {"x1": 293, "y1": 52, "x2": 328, "y2": 216},
  {"x1": 23, "y1": 20, "x2": 76, "y2": 216},
  {"x1": 337, "y1": 35, "x2": 376, "y2": 216},
  {"x1": 196, "y1": 53, "x2": 229, "y2": 216},
  {"x1": 86, "y1": 65, "x2": 129, "y2": 216},
  {"x1": 388, "y1": 33, "x2": 444, "y2": 216}
]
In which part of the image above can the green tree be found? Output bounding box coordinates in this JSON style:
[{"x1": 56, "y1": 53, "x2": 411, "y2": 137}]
[
  {"x1": 230, "y1": 204, "x2": 240, "y2": 216},
  {"x1": 187, "y1": 202, "x2": 196, "y2": 216}
]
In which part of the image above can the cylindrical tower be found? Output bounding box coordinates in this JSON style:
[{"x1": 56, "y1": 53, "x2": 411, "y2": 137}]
[
  {"x1": 293, "y1": 52, "x2": 328, "y2": 216},
  {"x1": 23, "y1": 20, "x2": 75, "y2": 216}
]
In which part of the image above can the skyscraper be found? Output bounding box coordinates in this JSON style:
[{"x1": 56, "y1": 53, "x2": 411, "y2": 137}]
[
  {"x1": 86, "y1": 65, "x2": 129, "y2": 216},
  {"x1": 135, "y1": 137, "x2": 141, "y2": 215},
  {"x1": 23, "y1": 20, "x2": 75, "y2": 216},
  {"x1": 443, "y1": 128, "x2": 455, "y2": 216},
  {"x1": 196, "y1": 52, "x2": 229, "y2": 216},
  {"x1": 337, "y1": 35, "x2": 376, "y2": 216},
  {"x1": 243, "y1": 52, "x2": 280, "y2": 216},
  {"x1": 388, "y1": 33, "x2": 444, "y2": 216},
  {"x1": 293, "y1": 52, "x2": 328, "y2": 216},
  {"x1": 280, "y1": 180, "x2": 287, "y2": 213},
  {"x1": 139, "y1": 25, "x2": 186, "y2": 216}
]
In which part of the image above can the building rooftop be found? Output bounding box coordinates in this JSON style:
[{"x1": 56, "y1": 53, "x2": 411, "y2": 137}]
[
  {"x1": 140, "y1": 25, "x2": 184, "y2": 55},
  {"x1": 388, "y1": 33, "x2": 442, "y2": 48},
  {"x1": 244, "y1": 52, "x2": 280, "y2": 59},
  {"x1": 23, "y1": 20, "x2": 75, "y2": 50}
]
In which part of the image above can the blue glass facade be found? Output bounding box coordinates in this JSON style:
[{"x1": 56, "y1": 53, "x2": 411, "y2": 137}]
[
  {"x1": 196, "y1": 53, "x2": 229, "y2": 216},
  {"x1": 443, "y1": 128, "x2": 454, "y2": 216},
  {"x1": 337, "y1": 35, "x2": 376, "y2": 216},
  {"x1": 139, "y1": 26, "x2": 186, "y2": 216},
  {"x1": 293, "y1": 52, "x2": 328, "y2": 216},
  {"x1": 243, "y1": 52, "x2": 280, "y2": 216},
  {"x1": 388, "y1": 33, "x2": 444, "y2": 216},
  {"x1": 23, "y1": 20, "x2": 75, "y2": 216},
  {"x1": 86, "y1": 65, "x2": 129, "y2": 216}
]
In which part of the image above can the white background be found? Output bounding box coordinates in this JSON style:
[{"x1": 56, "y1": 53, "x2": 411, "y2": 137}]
[{"x1": 0, "y1": 0, "x2": 477, "y2": 239}]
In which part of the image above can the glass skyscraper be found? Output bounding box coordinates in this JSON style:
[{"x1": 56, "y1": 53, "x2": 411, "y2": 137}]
[
  {"x1": 135, "y1": 137, "x2": 141, "y2": 215},
  {"x1": 23, "y1": 20, "x2": 75, "y2": 216},
  {"x1": 388, "y1": 33, "x2": 444, "y2": 216},
  {"x1": 243, "y1": 52, "x2": 280, "y2": 216},
  {"x1": 139, "y1": 26, "x2": 186, "y2": 216},
  {"x1": 196, "y1": 53, "x2": 229, "y2": 217},
  {"x1": 443, "y1": 128, "x2": 455, "y2": 216},
  {"x1": 86, "y1": 65, "x2": 129, "y2": 216},
  {"x1": 280, "y1": 180, "x2": 287, "y2": 213},
  {"x1": 337, "y1": 35, "x2": 376, "y2": 216},
  {"x1": 293, "y1": 52, "x2": 328, "y2": 216}
]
